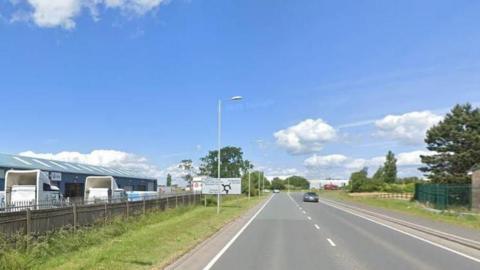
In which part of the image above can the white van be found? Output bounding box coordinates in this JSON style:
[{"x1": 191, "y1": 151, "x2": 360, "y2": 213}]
[
  {"x1": 5, "y1": 170, "x2": 61, "y2": 209},
  {"x1": 84, "y1": 176, "x2": 126, "y2": 203}
]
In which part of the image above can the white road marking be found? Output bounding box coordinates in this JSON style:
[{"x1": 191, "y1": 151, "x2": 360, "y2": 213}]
[
  {"x1": 307, "y1": 216, "x2": 312, "y2": 220},
  {"x1": 302, "y1": 210, "x2": 306, "y2": 214},
  {"x1": 318, "y1": 199, "x2": 480, "y2": 264},
  {"x1": 315, "y1": 224, "x2": 320, "y2": 230},
  {"x1": 203, "y1": 195, "x2": 275, "y2": 270},
  {"x1": 327, "y1": 238, "x2": 336, "y2": 247}
]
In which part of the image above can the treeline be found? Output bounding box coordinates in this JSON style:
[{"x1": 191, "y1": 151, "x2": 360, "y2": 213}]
[
  {"x1": 270, "y1": 176, "x2": 310, "y2": 190},
  {"x1": 349, "y1": 151, "x2": 419, "y2": 193}
]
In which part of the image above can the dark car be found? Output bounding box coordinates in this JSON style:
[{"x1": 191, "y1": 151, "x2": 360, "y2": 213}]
[{"x1": 303, "y1": 192, "x2": 319, "y2": 202}]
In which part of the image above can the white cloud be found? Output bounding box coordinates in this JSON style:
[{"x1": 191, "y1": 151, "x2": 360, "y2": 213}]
[
  {"x1": 304, "y1": 150, "x2": 435, "y2": 179},
  {"x1": 274, "y1": 119, "x2": 337, "y2": 154},
  {"x1": 304, "y1": 154, "x2": 348, "y2": 168},
  {"x1": 27, "y1": 0, "x2": 82, "y2": 29},
  {"x1": 374, "y1": 111, "x2": 443, "y2": 145},
  {"x1": 397, "y1": 150, "x2": 434, "y2": 166},
  {"x1": 10, "y1": 0, "x2": 168, "y2": 29}
]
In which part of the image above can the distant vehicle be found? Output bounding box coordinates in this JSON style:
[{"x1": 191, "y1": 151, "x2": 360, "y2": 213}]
[
  {"x1": 273, "y1": 189, "x2": 280, "y2": 193},
  {"x1": 303, "y1": 192, "x2": 319, "y2": 202},
  {"x1": 323, "y1": 184, "x2": 339, "y2": 190}
]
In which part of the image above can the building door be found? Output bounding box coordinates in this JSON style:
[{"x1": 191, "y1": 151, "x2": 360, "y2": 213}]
[{"x1": 65, "y1": 183, "x2": 84, "y2": 198}]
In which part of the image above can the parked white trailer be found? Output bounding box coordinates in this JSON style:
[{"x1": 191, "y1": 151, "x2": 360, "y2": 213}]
[
  {"x1": 84, "y1": 176, "x2": 126, "y2": 203},
  {"x1": 5, "y1": 170, "x2": 61, "y2": 208}
]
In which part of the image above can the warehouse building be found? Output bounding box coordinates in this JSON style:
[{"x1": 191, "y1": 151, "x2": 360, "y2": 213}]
[{"x1": 0, "y1": 153, "x2": 157, "y2": 198}]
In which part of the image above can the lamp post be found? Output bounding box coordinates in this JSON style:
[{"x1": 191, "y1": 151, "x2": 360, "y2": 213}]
[
  {"x1": 248, "y1": 171, "x2": 251, "y2": 200},
  {"x1": 217, "y1": 96, "x2": 243, "y2": 214}
]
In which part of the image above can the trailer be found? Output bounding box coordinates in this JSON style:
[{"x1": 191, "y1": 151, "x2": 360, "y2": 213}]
[
  {"x1": 84, "y1": 176, "x2": 126, "y2": 203},
  {"x1": 5, "y1": 170, "x2": 61, "y2": 209}
]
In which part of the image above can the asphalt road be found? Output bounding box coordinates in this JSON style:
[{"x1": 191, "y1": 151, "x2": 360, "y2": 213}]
[{"x1": 208, "y1": 192, "x2": 480, "y2": 270}]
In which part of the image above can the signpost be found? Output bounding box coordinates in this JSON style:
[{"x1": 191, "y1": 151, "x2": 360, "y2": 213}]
[{"x1": 202, "y1": 178, "x2": 241, "y2": 195}]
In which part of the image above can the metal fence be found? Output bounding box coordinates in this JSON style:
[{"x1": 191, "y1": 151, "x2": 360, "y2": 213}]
[
  {"x1": 414, "y1": 184, "x2": 472, "y2": 210},
  {"x1": 0, "y1": 192, "x2": 201, "y2": 237}
]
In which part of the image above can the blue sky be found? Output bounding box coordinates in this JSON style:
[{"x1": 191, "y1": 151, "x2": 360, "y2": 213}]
[{"x1": 1, "y1": 0, "x2": 480, "y2": 182}]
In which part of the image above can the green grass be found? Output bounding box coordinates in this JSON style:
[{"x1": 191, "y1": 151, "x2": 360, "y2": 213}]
[
  {"x1": 318, "y1": 190, "x2": 480, "y2": 230},
  {"x1": 0, "y1": 196, "x2": 264, "y2": 270}
]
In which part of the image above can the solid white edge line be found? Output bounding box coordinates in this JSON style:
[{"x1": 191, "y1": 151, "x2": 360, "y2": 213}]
[
  {"x1": 315, "y1": 224, "x2": 320, "y2": 230},
  {"x1": 327, "y1": 238, "x2": 336, "y2": 247},
  {"x1": 321, "y1": 198, "x2": 480, "y2": 246},
  {"x1": 203, "y1": 195, "x2": 274, "y2": 270},
  {"x1": 318, "y1": 199, "x2": 480, "y2": 263}
]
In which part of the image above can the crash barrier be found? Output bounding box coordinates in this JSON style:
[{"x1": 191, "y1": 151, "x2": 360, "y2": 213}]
[
  {"x1": 414, "y1": 184, "x2": 472, "y2": 210},
  {"x1": 375, "y1": 192, "x2": 413, "y2": 200},
  {"x1": 0, "y1": 193, "x2": 201, "y2": 237}
]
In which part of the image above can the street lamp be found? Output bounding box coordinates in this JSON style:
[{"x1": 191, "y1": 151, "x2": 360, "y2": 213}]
[
  {"x1": 217, "y1": 96, "x2": 243, "y2": 214},
  {"x1": 248, "y1": 171, "x2": 251, "y2": 200}
]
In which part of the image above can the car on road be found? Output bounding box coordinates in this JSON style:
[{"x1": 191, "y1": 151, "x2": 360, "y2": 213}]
[
  {"x1": 303, "y1": 192, "x2": 319, "y2": 202},
  {"x1": 273, "y1": 189, "x2": 280, "y2": 193}
]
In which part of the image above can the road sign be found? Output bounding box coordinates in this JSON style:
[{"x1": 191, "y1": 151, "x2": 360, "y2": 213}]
[{"x1": 202, "y1": 178, "x2": 241, "y2": 195}]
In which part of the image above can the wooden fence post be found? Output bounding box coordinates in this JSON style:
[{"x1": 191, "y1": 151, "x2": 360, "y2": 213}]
[
  {"x1": 73, "y1": 204, "x2": 78, "y2": 231},
  {"x1": 104, "y1": 202, "x2": 108, "y2": 225},
  {"x1": 143, "y1": 198, "x2": 146, "y2": 215},
  {"x1": 26, "y1": 208, "x2": 32, "y2": 237},
  {"x1": 175, "y1": 194, "x2": 178, "y2": 208},
  {"x1": 126, "y1": 200, "x2": 130, "y2": 219}
]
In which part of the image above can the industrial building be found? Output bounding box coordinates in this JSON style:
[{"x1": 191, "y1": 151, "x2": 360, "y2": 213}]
[{"x1": 0, "y1": 153, "x2": 157, "y2": 198}]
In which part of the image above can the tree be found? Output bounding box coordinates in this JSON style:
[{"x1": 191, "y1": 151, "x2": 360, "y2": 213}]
[
  {"x1": 383, "y1": 151, "x2": 397, "y2": 183},
  {"x1": 179, "y1": 159, "x2": 195, "y2": 187},
  {"x1": 166, "y1": 174, "x2": 172, "y2": 187},
  {"x1": 240, "y1": 171, "x2": 265, "y2": 196},
  {"x1": 199, "y1": 146, "x2": 252, "y2": 178},
  {"x1": 271, "y1": 177, "x2": 286, "y2": 190},
  {"x1": 372, "y1": 166, "x2": 384, "y2": 182},
  {"x1": 350, "y1": 167, "x2": 368, "y2": 192},
  {"x1": 285, "y1": 176, "x2": 309, "y2": 190},
  {"x1": 420, "y1": 104, "x2": 480, "y2": 184}
]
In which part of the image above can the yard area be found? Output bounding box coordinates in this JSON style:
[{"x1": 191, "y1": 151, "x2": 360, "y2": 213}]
[
  {"x1": 318, "y1": 190, "x2": 480, "y2": 230},
  {"x1": 0, "y1": 195, "x2": 264, "y2": 270}
]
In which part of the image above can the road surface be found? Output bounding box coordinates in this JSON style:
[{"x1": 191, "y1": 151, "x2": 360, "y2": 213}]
[{"x1": 206, "y1": 193, "x2": 480, "y2": 270}]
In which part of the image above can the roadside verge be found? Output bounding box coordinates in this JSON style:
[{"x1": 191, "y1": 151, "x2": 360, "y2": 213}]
[{"x1": 165, "y1": 195, "x2": 272, "y2": 270}]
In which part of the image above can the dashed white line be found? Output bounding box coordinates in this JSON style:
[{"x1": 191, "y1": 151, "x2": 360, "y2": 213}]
[
  {"x1": 307, "y1": 216, "x2": 312, "y2": 220},
  {"x1": 327, "y1": 238, "x2": 336, "y2": 247},
  {"x1": 302, "y1": 210, "x2": 306, "y2": 214},
  {"x1": 315, "y1": 224, "x2": 320, "y2": 230},
  {"x1": 318, "y1": 199, "x2": 480, "y2": 263}
]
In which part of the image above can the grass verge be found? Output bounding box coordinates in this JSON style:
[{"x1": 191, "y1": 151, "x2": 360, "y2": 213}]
[
  {"x1": 0, "y1": 195, "x2": 264, "y2": 270},
  {"x1": 318, "y1": 190, "x2": 480, "y2": 230}
]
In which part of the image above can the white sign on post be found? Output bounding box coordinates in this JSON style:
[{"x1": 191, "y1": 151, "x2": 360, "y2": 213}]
[{"x1": 202, "y1": 178, "x2": 241, "y2": 195}]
